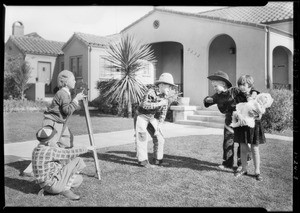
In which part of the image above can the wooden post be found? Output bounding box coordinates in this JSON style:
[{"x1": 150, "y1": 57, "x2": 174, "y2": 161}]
[{"x1": 82, "y1": 97, "x2": 101, "y2": 180}]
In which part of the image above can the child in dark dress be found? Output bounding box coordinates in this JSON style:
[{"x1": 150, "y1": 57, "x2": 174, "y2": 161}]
[
  {"x1": 233, "y1": 75, "x2": 266, "y2": 181},
  {"x1": 203, "y1": 71, "x2": 241, "y2": 170}
]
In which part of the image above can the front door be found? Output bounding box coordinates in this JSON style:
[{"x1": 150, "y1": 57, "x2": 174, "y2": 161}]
[{"x1": 38, "y1": 62, "x2": 51, "y2": 93}]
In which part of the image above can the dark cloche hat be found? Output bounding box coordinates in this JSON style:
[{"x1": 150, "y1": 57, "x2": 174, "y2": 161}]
[{"x1": 207, "y1": 70, "x2": 232, "y2": 88}]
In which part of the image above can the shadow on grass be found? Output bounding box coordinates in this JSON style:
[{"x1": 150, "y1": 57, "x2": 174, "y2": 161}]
[
  {"x1": 5, "y1": 160, "x2": 40, "y2": 194},
  {"x1": 94, "y1": 150, "x2": 233, "y2": 173}
]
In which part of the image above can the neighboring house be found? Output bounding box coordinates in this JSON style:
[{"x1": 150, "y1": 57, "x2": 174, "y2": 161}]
[
  {"x1": 62, "y1": 32, "x2": 154, "y2": 101},
  {"x1": 120, "y1": 2, "x2": 294, "y2": 106},
  {"x1": 5, "y1": 21, "x2": 65, "y2": 101}
]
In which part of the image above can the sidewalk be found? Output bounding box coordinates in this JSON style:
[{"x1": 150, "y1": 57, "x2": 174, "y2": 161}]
[{"x1": 4, "y1": 122, "x2": 293, "y2": 165}]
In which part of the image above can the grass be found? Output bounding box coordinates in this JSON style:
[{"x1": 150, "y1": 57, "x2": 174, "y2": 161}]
[
  {"x1": 3, "y1": 111, "x2": 292, "y2": 144},
  {"x1": 4, "y1": 135, "x2": 293, "y2": 210},
  {"x1": 3, "y1": 111, "x2": 134, "y2": 143}
]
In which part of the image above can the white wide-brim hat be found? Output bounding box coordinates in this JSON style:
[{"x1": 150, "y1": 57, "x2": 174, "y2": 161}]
[{"x1": 155, "y1": 73, "x2": 176, "y2": 86}]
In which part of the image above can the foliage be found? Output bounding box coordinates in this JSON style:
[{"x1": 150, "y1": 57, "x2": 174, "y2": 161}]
[
  {"x1": 3, "y1": 99, "x2": 49, "y2": 113},
  {"x1": 4, "y1": 53, "x2": 32, "y2": 100},
  {"x1": 99, "y1": 34, "x2": 156, "y2": 117},
  {"x1": 261, "y1": 88, "x2": 293, "y2": 132}
]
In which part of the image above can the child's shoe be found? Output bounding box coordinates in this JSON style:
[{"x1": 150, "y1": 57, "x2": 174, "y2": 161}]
[
  {"x1": 234, "y1": 170, "x2": 248, "y2": 178},
  {"x1": 255, "y1": 173, "x2": 263, "y2": 181},
  {"x1": 153, "y1": 159, "x2": 169, "y2": 167}
]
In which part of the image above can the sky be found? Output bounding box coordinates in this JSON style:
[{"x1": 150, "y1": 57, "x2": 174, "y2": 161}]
[{"x1": 4, "y1": 6, "x2": 225, "y2": 42}]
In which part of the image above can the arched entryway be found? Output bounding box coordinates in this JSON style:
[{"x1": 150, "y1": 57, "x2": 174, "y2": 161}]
[
  {"x1": 150, "y1": 42, "x2": 184, "y2": 94},
  {"x1": 208, "y1": 34, "x2": 236, "y2": 95},
  {"x1": 272, "y1": 46, "x2": 292, "y2": 90}
]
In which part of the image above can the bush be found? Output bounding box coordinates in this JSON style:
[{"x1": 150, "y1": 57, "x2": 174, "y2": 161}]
[
  {"x1": 4, "y1": 99, "x2": 50, "y2": 113},
  {"x1": 261, "y1": 89, "x2": 293, "y2": 133}
]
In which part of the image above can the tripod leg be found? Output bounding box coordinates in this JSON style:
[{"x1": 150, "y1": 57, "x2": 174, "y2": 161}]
[{"x1": 82, "y1": 98, "x2": 101, "y2": 180}]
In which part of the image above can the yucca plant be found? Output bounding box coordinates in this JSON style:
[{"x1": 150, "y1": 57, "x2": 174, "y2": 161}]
[{"x1": 100, "y1": 34, "x2": 156, "y2": 117}]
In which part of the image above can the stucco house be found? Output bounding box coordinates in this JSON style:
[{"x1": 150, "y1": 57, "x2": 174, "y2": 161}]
[
  {"x1": 5, "y1": 21, "x2": 65, "y2": 101},
  {"x1": 121, "y1": 2, "x2": 293, "y2": 106},
  {"x1": 61, "y1": 32, "x2": 156, "y2": 101},
  {"x1": 5, "y1": 2, "x2": 293, "y2": 106}
]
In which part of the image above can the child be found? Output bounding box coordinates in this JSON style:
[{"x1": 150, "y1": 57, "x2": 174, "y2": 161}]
[
  {"x1": 233, "y1": 75, "x2": 266, "y2": 181},
  {"x1": 135, "y1": 73, "x2": 175, "y2": 168},
  {"x1": 32, "y1": 125, "x2": 95, "y2": 200},
  {"x1": 203, "y1": 70, "x2": 241, "y2": 170},
  {"x1": 22, "y1": 70, "x2": 85, "y2": 176},
  {"x1": 43, "y1": 70, "x2": 85, "y2": 148}
]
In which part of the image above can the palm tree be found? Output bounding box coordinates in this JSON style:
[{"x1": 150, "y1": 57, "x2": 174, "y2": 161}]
[{"x1": 100, "y1": 34, "x2": 156, "y2": 117}]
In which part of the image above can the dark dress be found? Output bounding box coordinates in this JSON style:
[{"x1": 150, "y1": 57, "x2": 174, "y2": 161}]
[
  {"x1": 203, "y1": 88, "x2": 240, "y2": 168},
  {"x1": 233, "y1": 89, "x2": 266, "y2": 145}
]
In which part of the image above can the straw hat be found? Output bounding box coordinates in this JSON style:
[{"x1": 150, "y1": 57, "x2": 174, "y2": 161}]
[{"x1": 155, "y1": 73, "x2": 176, "y2": 86}]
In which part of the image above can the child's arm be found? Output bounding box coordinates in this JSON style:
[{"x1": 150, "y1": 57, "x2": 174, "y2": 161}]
[
  {"x1": 158, "y1": 103, "x2": 168, "y2": 123},
  {"x1": 203, "y1": 94, "x2": 217, "y2": 108},
  {"x1": 51, "y1": 146, "x2": 88, "y2": 161},
  {"x1": 140, "y1": 89, "x2": 168, "y2": 110},
  {"x1": 56, "y1": 91, "x2": 80, "y2": 116}
]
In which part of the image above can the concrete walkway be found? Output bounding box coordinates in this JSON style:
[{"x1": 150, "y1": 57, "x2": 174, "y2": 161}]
[{"x1": 4, "y1": 122, "x2": 293, "y2": 165}]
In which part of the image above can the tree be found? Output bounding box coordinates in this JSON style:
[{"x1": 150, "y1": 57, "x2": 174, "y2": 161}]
[
  {"x1": 100, "y1": 34, "x2": 156, "y2": 117},
  {"x1": 4, "y1": 53, "x2": 31, "y2": 100}
]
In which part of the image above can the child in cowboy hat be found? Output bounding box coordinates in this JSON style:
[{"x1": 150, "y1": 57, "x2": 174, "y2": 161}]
[
  {"x1": 134, "y1": 72, "x2": 176, "y2": 168},
  {"x1": 32, "y1": 125, "x2": 95, "y2": 200},
  {"x1": 203, "y1": 70, "x2": 248, "y2": 170},
  {"x1": 22, "y1": 70, "x2": 86, "y2": 177}
]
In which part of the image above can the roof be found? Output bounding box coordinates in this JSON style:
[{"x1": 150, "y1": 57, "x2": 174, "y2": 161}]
[
  {"x1": 24, "y1": 32, "x2": 43, "y2": 39},
  {"x1": 198, "y1": 2, "x2": 293, "y2": 24},
  {"x1": 121, "y1": 2, "x2": 293, "y2": 32},
  {"x1": 8, "y1": 35, "x2": 65, "y2": 56},
  {"x1": 62, "y1": 32, "x2": 121, "y2": 50}
]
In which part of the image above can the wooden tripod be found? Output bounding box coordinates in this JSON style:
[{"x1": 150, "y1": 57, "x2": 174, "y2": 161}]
[{"x1": 81, "y1": 96, "x2": 101, "y2": 180}]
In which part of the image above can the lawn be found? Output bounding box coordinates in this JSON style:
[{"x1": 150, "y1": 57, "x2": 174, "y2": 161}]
[
  {"x1": 3, "y1": 111, "x2": 134, "y2": 143},
  {"x1": 4, "y1": 135, "x2": 293, "y2": 210}
]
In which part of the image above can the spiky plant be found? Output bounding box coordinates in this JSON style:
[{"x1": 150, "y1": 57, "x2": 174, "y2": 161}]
[{"x1": 101, "y1": 34, "x2": 156, "y2": 117}]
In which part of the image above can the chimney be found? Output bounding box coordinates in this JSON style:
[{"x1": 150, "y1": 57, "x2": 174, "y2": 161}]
[{"x1": 12, "y1": 21, "x2": 24, "y2": 36}]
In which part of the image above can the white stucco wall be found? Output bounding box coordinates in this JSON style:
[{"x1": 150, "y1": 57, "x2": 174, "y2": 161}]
[
  {"x1": 90, "y1": 47, "x2": 107, "y2": 101},
  {"x1": 270, "y1": 21, "x2": 293, "y2": 34},
  {"x1": 268, "y1": 30, "x2": 294, "y2": 89},
  {"x1": 63, "y1": 38, "x2": 89, "y2": 96},
  {"x1": 24, "y1": 54, "x2": 57, "y2": 84},
  {"x1": 122, "y1": 11, "x2": 268, "y2": 106}
]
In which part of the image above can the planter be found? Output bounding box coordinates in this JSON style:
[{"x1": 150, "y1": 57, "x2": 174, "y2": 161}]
[{"x1": 178, "y1": 97, "x2": 190, "y2": 106}]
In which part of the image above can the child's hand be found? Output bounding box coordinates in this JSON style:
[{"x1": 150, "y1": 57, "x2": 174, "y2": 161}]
[
  {"x1": 87, "y1": 145, "x2": 96, "y2": 151},
  {"x1": 75, "y1": 92, "x2": 86, "y2": 101},
  {"x1": 205, "y1": 97, "x2": 214, "y2": 103}
]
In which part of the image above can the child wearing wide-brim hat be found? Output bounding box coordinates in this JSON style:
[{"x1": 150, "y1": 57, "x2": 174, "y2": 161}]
[
  {"x1": 32, "y1": 125, "x2": 95, "y2": 200},
  {"x1": 203, "y1": 70, "x2": 244, "y2": 170},
  {"x1": 134, "y1": 72, "x2": 176, "y2": 168}
]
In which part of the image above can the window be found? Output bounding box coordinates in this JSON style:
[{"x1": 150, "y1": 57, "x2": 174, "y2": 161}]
[
  {"x1": 99, "y1": 55, "x2": 121, "y2": 79},
  {"x1": 70, "y1": 56, "x2": 82, "y2": 78}
]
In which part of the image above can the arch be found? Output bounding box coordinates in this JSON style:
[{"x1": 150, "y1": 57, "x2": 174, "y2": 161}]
[
  {"x1": 148, "y1": 41, "x2": 184, "y2": 93},
  {"x1": 208, "y1": 34, "x2": 237, "y2": 95},
  {"x1": 272, "y1": 46, "x2": 292, "y2": 90}
]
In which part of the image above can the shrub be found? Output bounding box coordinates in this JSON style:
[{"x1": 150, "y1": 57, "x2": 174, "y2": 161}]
[
  {"x1": 4, "y1": 53, "x2": 31, "y2": 100},
  {"x1": 261, "y1": 89, "x2": 293, "y2": 133},
  {"x1": 4, "y1": 99, "x2": 50, "y2": 113}
]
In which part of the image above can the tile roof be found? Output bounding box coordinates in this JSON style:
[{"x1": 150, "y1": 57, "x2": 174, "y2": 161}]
[
  {"x1": 121, "y1": 2, "x2": 293, "y2": 33},
  {"x1": 9, "y1": 35, "x2": 65, "y2": 56},
  {"x1": 62, "y1": 32, "x2": 121, "y2": 49},
  {"x1": 198, "y1": 2, "x2": 293, "y2": 24}
]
